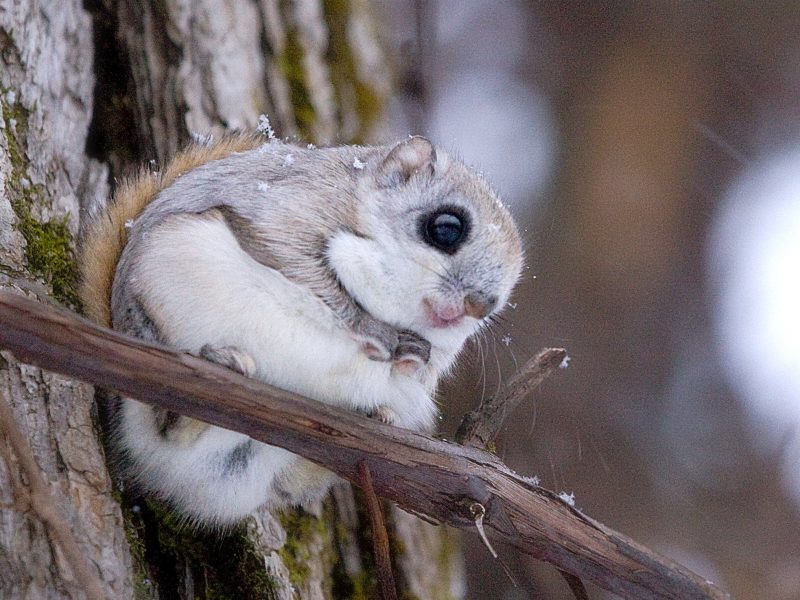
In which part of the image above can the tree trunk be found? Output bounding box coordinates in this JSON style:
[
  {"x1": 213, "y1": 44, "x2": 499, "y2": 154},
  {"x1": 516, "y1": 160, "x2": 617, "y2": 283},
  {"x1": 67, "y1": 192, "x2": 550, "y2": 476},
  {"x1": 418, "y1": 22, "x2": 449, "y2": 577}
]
[
  {"x1": 0, "y1": 1, "x2": 464, "y2": 598},
  {"x1": 0, "y1": 1, "x2": 133, "y2": 598}
]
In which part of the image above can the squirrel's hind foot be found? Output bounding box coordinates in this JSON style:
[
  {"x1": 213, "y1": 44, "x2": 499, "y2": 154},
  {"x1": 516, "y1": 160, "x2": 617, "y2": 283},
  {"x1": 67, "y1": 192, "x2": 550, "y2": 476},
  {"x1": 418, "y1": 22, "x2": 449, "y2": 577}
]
[{"x1": 200, "y1": 344, "x2": 257, "y2": 377}]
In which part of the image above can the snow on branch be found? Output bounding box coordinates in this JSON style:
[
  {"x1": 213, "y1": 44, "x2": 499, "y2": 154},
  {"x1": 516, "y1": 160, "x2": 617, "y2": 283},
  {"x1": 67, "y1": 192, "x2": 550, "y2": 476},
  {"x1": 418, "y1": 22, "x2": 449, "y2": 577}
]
[{"x1": 0, "y1": 291, "x2": 728, "y2": 600}]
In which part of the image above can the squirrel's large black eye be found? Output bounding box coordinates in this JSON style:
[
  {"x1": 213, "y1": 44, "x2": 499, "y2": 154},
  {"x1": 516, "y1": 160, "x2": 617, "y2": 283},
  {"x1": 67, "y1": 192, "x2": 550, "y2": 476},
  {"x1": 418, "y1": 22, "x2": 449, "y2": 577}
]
[{"x1": 422, "y1": 209, "x2": 469, "y2": 253}]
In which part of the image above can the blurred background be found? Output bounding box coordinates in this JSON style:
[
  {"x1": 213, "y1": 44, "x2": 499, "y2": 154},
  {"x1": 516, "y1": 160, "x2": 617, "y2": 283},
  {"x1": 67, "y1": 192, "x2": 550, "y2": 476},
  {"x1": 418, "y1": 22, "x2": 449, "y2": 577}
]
[{"x1": 376, "y1": 2, "x2": 800, "y2": 599}]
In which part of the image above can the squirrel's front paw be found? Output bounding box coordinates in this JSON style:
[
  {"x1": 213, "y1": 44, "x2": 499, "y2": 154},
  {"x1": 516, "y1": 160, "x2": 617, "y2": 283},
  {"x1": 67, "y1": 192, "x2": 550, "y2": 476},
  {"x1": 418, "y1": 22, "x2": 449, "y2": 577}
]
[
  {"x1": 392, "y1": 330, "x2": 431, "y2": 376},
  {"x1": 352, "y1": 315, "x2": 431, "y2": 375},
  {"x1": 200, "y1": 344, "x2": 256, "y2": 377},
  {"x1": 352, "y1": 314, "x2": 399, "y2": 361}
]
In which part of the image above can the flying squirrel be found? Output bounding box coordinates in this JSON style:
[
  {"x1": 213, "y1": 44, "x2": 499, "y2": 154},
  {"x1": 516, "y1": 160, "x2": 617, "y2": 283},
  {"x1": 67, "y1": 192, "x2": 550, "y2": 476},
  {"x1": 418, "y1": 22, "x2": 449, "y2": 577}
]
[{"x1": 79, "y1": 131, "x2": 523, "y2": 525}]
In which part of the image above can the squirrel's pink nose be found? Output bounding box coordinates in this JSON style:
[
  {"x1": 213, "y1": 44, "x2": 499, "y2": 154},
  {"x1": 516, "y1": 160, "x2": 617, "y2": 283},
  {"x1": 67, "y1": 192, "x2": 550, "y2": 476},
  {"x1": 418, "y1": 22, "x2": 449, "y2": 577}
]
[
  {"x1": 422, "y1": 298, "x2": 465, "y2": 328},
  {"x1": 436, "y1": 302, "x2": 464, "y2": 321}
]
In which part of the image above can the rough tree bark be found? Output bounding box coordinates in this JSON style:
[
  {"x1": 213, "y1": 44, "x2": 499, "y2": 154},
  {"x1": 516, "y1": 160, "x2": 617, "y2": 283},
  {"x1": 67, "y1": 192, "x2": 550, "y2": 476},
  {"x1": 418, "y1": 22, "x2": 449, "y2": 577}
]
[
  {"x1": 1, "y1": 1, "x2": 464, "y2": 598},
  {"x1": 0, "y1": 1, "x2": 132, "y2": 598}
]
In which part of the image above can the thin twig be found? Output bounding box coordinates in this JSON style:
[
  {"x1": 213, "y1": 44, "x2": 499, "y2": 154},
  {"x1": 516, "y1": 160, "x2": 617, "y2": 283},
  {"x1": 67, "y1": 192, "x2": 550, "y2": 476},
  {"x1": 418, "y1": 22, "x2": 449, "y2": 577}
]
[
  {"x1": 0, "y1": 386, "x2": 106, "y2": 600},
  {"x1": 455, "y1": 347, "x2": 568, "y2": 448},
  {"x1": 358, "y1": 461, "x2": 398, "y2": 600}
]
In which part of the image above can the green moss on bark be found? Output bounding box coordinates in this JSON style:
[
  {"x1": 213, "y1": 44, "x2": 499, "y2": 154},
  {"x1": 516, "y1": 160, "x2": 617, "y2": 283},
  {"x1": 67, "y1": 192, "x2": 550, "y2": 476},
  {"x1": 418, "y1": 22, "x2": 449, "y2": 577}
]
[
  {"x1": 277, "y1": 507, "x2": 327, "y2": 588},
  {"x1": 123, "y1": 497, "x2": 283, "y2": 600},
  {"x1": 278, "y1": 501, "x2": 351, "y2": 597},
  {"x1": 275, "y1": 0, "x2": 384, "y2": 144},
  {"x1": 1, "y1": 89, "x2": 80, "y2": 307},
  {"x1": 278, "y1": 0, "x2": 318, "y2": 141},
  {"x1": 323, "y1": 0, "x2": 383, "y2": 144}
]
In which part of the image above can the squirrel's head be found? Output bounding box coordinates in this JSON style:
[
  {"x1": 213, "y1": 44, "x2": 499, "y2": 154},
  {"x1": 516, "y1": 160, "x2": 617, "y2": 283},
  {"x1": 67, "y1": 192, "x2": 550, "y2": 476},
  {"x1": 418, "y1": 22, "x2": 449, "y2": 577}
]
[{"x1": 327, "y1": 136, "x2": 523, "y2": 354}]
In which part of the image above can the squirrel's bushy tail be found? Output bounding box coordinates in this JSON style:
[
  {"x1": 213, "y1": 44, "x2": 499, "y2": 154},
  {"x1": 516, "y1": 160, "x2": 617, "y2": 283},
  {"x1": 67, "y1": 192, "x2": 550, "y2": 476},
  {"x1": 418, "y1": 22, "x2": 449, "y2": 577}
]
[{"x1": 79, "y1": 131, "x2": 265, "y2": 326}]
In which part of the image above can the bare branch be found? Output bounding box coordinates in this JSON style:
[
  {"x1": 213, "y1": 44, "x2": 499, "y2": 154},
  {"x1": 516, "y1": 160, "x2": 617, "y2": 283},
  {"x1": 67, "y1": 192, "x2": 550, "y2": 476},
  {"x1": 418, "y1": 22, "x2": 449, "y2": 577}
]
[
  {"x1": 0, "y1": 380, "x2": 106, "y2": 600},
  {"x1": 0, "y1": 291, "x2": 729, "y2": 600}
]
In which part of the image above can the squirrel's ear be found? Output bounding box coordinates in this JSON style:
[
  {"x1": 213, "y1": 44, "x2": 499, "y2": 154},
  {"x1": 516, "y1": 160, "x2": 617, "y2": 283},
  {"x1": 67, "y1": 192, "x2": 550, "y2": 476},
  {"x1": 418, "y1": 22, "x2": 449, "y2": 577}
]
[{"x1": 378, "y1": 136, "x2": 436, "y2": 187}]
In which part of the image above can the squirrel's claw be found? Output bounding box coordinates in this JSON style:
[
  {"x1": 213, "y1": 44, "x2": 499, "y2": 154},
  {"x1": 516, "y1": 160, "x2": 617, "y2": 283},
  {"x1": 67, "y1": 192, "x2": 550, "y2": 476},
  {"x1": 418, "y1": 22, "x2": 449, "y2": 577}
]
[{"x1": 367, "y1": 404, "x2": 398, "y2": 425}]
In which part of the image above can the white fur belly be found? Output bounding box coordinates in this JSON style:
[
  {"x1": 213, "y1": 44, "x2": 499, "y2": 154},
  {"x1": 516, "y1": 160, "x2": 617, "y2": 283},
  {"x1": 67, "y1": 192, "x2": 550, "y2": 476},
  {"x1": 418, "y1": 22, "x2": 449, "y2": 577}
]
[{"x1": 132, "y1": 212, "x2": 436, "y2": 430}]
